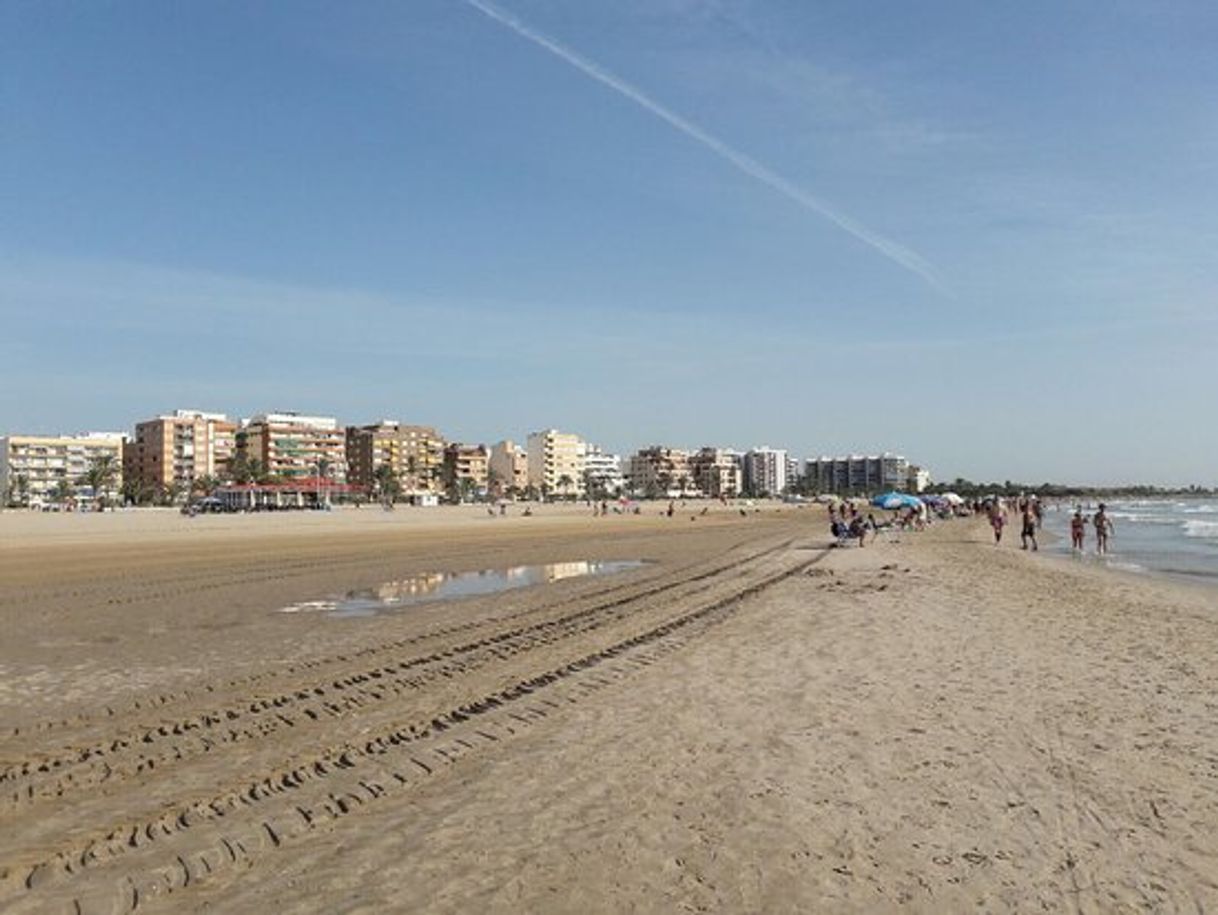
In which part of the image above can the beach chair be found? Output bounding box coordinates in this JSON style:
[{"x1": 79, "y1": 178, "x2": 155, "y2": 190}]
[{"x1": 831, "y1": 521, "x2": 856, "y2": 547}]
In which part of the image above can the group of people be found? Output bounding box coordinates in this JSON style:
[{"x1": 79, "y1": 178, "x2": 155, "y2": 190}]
[
  {"x1": 828, "y1": 502, "x2": 891, "y2": 547},
  {"x1": 985, "y1": 496, "x2": 1044, "y2": 550},
  {"x1": 1070, "y1": 504, "x2": 1115, "y2": 554},
  {"x1": 985, "y1": 496, "x2": 1115, "y2": 554}
]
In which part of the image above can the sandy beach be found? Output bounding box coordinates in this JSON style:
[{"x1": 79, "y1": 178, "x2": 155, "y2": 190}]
[{"x1": 3, "y1": 504, "x2": 1218, "y2": 913}]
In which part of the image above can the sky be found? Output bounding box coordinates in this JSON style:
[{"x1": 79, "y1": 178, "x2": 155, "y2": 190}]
[{"x1": 2, "y1": 0, "x2": 1216, "y2": 486}]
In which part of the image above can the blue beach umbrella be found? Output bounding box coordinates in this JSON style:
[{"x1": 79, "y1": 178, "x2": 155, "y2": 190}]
[{"x1": 871, "y1": 492, "x2": 924, "y2": 511}]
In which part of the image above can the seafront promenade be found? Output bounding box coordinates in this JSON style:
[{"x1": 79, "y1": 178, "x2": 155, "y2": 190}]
[{"x1": 2, "y1": 505, "x2": 1217, "y2": 912}]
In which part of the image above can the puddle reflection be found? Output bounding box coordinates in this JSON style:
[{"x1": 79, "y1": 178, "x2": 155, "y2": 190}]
[{"x1": 278, "y1": 560, "x2": 647, "y2": 618}]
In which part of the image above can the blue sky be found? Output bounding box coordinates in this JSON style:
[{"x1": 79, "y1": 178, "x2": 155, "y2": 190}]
[{"x1": 2, "y1": 0, "x2": 1216, "y2": 485}]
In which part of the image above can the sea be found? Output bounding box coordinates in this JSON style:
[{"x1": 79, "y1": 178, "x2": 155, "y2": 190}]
[{"x1": 1042, "y1": 498, "x2": 1218, "y2": 584}]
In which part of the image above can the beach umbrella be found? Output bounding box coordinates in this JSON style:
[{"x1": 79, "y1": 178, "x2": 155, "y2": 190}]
[
  {"x1": 941, "y1": 492, "x2": 964, "y2": 505},
  {"x1": 871, "y1": 492, "x2": 923, "y2": 511}
]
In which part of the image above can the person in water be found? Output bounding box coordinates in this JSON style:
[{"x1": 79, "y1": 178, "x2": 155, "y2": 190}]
[
  {"x1": 1070, "y1": 509, "x2": 1086, "y2": 551},
  {"x1": 1020, "y1": 503, "x2": 1038, "y2": 551},
  {"x1": 1093, "y1": 503, "x2": 1114, "y2": 554}
]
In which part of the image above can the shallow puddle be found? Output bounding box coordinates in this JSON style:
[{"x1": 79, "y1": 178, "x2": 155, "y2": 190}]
[{"x1": 278, "y1": 560, "x2": 647, "y2": 618}]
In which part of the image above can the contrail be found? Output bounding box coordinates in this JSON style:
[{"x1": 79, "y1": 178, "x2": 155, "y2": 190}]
[{"x1": 465, "y1": 0, "x2": 943, "y2": 290}]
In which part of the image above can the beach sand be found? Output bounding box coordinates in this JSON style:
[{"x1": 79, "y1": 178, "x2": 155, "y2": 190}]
[{"x1": 2, "y1": 505, "x2": 1217, "y2": 912}]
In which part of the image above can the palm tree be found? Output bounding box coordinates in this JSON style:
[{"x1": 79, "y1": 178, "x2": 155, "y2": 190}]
[
  {"x1": 51, "y1": 477, "x2": 75, "y2": 507},
  {"x1": 373, "y1": 464, "x2": 400, "y2": 506},
  {"x1": 557, "y1": 474, "x2": 574, "y2": 502},
  {"x1": 6, "y1": 473, "x2": 29, "y2": 507},
  {"x1": 79, "y1": 454, "x2": 119, "y2": 510},
  {"x1": 192, "y1": 474, "x2": 220, "y2": 498},
  {"x1": 158, "y1": 480, "x2": 186, "y2": 506}
]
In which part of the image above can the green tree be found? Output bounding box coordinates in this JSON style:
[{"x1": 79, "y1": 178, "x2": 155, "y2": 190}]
[
  {"x1": 51, "y1": 477, "x2": 75, "y2": 507},
  {"x1": 459, "y1": 477, "x2": 477, "y2": 503},
  {"x1": 557, "y1": 474, "x2": 574, "y2": 501},
  {"x1": 6, "y1": 473, "x2": 30, "y2": 507},
  {"x1": 157, "y1": 480, "x2": 186, "y2": 506},
  {"x1": 373, "y1": 464, "x2": 400, "y2": 506},
  {"x1": 192, "y1": 474, "x2": 220, "y2": 498},
  {"x1": 79, "y1": 454, "x2": 119, "y2": 510}
]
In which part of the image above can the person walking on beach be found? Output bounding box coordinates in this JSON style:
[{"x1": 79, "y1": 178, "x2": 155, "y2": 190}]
[
  {"x1": 1093, "y1": 503, "x2": 1114, "y2": 554},
  {"x1": 988, "y1": 502, "x2": 1007, "y2": 545},
  {"x1": 1020, "y1": 503, "x2": 1038, "y2": 551},
  {"x1": 1070, "y1": 509, "x2": 1086, "y2": 551}
]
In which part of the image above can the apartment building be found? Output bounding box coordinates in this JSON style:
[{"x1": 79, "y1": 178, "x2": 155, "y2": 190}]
[
  {"x1": 625, "y1": 446, "x2": 698, "y2": 498},
  {"x1": 742, "y1": 447, "x2": 788, "y2": 496},
  {"x1": 443, "y1": 443, "x2": 489, "y2": 499},
  {"x1": 1, "y1": 432, "x2": 124, "y2": 507},
  {"x1": 583, "y1": 446, "x2": 624, "y2": 497},
  {"x1": 488, "y1": 440, "x2": 529, "y2": 496},
  {"x1": 689, "y1": 447, "x2": 742, "y2": 499},
  {"x1": 804, "y1": 453, "x2": 916, "y2": 494},
  {"x1": 345, "y1": 421, "x2": 445, "y2": 495},
  {"x1": 526, "y1": 429, "x2": 586, "y2": 498},
  {"x1": 124, "y1": 410, "x2": 236, "y2": 495},
  {"x1": 242, "y1": 412, "x2": 347, "y2": 482}
]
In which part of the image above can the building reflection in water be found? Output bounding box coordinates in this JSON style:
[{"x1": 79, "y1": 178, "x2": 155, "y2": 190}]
[{"x1": 277, "y1": 560, "x2": 645, "y2": 618}]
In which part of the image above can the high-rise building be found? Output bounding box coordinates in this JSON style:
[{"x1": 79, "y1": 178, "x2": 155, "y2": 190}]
[
  {"x1": 124, "y1": 410, "x2": 236, "y2": 496},
  {"x1": 742, "y1": 447, "x2": 788, "y2": 496},
  {"x1": 242, "y1": 412, "x2": 347, "y2": 482},
  {"x1": 443, "y1": 443, "x2": 489, "y2": 499},
  {"x1": 625, "y1": 446, "x2": 698, "y2": 498},
  {"x1": 345, "y1": 421, "x2": 445, "y2": 495},
  {"x1": 526, "y1": 429, "x2": 586, "y2": 499},
  {"x1": 488, "y1": 440, "x2": 529, "y2": 497},
  {"x1": 1, "y1": 432, "x2": 125, "y2": 508},
  {"x1": 804, "y1": 453, "x2": 917, "y2": 494},
  {"x1": 689, "y1": 447, "x2": 742, "y2": 499},
  {"x1": 583, "y1": 446, "x2": 624, "y2": 497}
]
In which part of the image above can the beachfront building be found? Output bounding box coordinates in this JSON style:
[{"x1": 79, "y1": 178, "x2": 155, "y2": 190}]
[
  {"x1": 625, "y1": 446, "x2": 699, "y2": 499},
  {"x1": 583, "y1": 446, "x2": 624, "y2": 498},
  {"x1": 689, "y1": 447, "x2": 742, "y2": 499},
  {"x1": 1, "y1": 432, "x2": 125, "y2": 508},
  {"x1": 241, "y1": 412, "x2": 347, "y2": 483},
  {"x1": 804, "y1": 453, "x2": 915, "y2": 495},
  {"x1": 345, "y1": 421, "x2": 446, "y2": 497},
  {"x1": 742, "y1": 447, "x2": 788, "y2": 497},
  {"x1": 488, "y1": 440, "x2": 529, "y2": 498},
  {"x1": 443, "y1": 443, "x2": 489, "y2": 501},
  {"x1": 527, "y1": 429, "x2": 586, "y2": 500},
  {"x1": 908, "y1": 465, "x2": 931, "y2": 493},
  {"x1": 123, "y1": 410, "x2": 236, "y2": 499}
]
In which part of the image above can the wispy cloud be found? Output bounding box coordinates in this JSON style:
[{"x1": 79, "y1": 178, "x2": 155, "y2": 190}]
[{"x1": 464, "y1": 0, "x2": 945, "y2": 292}]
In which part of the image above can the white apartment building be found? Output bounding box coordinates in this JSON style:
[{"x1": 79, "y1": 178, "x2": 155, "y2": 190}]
[
  {"x1": 742, "y1": 446, "x2": 788, "y2": 496},
  {"x1": 908, "y1": 466, "x2": 931, "y2": 493},
  {"x1": 583, "y1": 446, "x2": 624, "y2": 497},
  {"x1": 526, "y1": 429, "x2": 586, "y2": 498},
  {"x1": 1, "y1": 432, "x2": 125, "y2": 507}
]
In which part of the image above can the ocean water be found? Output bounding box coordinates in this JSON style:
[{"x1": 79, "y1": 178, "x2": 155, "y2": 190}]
[{"x1": 1043, "y1": 499, "x2": 1218, "y2": 583}]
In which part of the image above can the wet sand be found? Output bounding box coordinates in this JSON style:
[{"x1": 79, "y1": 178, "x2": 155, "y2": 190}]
[{"x1": 3, "y1": 506, "x2": 1218, "y2": 912}]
